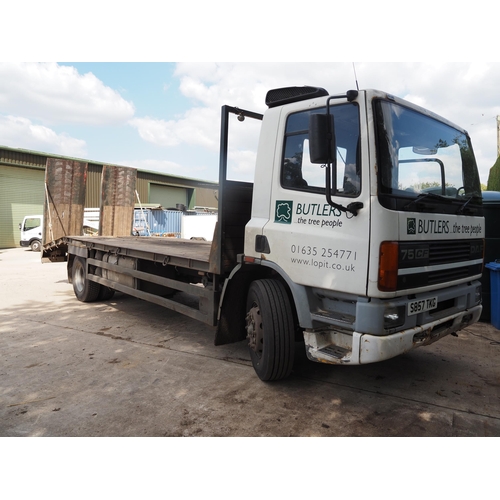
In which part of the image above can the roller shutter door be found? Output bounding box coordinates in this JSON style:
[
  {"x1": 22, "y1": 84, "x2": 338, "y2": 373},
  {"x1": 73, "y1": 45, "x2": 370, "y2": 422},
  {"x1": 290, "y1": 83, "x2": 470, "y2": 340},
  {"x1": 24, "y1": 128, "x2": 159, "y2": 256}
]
[
  {"x1": 0, "y1": 166, "x2": 44, "y2": 248},
  {"x1": 149, "y1": 183, "x2": 187, "y2": 210}
]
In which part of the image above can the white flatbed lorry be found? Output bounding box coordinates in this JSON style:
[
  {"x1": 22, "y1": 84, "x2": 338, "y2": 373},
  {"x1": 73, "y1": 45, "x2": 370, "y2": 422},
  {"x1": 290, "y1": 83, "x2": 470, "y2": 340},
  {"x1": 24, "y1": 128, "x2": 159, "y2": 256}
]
[{"x1": 43, "y1": 87, "x2": 485, "y2": 381}]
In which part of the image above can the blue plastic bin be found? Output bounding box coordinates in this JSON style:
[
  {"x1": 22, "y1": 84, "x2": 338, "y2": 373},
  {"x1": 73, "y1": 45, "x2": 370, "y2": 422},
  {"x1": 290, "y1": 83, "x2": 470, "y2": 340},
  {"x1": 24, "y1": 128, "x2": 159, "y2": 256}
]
[
  {"x1": 480, "y1": 192, "x2": 500, "y2": 322},
  {"x1": 485, "y1": 261, "x2": 500, "y2": 329}
]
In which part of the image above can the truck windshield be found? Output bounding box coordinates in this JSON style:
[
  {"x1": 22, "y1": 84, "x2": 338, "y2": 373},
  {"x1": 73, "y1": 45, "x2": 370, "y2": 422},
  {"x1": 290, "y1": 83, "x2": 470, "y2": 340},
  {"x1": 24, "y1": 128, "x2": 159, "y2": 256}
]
[{"x1": 374, "y1": 99, "x2": 482, "y2": 214}]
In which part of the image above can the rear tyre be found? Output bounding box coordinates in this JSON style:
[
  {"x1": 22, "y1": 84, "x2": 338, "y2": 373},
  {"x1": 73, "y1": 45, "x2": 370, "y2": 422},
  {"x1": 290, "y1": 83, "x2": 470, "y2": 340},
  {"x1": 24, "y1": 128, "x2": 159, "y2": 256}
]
[
  {"x1": 72, "y1": 257, "x2": 101, "y2": 302},
  {"x1": 245, "y1": 279, "x2": 295, "y2": 381},
  {"x1": 98, "y1": 286, "x2": 115, "y2": 301}
]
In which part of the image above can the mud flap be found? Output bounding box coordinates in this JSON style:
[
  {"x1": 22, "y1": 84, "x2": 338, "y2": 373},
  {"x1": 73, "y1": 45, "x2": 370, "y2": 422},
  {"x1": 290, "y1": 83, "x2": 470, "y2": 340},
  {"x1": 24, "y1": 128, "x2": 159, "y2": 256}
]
[{"x1": 214, "y1": 267, "x2": 254, "y2": 346}]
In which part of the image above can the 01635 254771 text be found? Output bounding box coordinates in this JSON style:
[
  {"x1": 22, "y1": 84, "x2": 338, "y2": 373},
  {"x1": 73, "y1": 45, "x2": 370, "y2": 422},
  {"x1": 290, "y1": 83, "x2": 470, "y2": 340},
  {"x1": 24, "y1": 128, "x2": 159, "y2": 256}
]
[{"x1": 289, "y1": 244, "x2": 357, "y2": 272}]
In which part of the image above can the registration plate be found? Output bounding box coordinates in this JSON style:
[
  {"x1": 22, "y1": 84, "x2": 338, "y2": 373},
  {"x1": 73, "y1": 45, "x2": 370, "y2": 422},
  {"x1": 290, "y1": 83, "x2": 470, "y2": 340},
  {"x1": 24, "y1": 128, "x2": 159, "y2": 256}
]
[{"x1": 408, "y1": 297, "x2": 438, "y2": 316}]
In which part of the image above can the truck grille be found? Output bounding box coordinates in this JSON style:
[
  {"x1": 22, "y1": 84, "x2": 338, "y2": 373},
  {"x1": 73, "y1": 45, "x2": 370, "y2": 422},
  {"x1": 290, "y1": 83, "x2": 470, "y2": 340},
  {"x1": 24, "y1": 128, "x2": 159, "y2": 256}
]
[
  {"x1": 428, "y1": 241, "x2": 477, "y2": 265},
  {"x1": 397, "y1": 239, "x2": 483, "y2": 290}
]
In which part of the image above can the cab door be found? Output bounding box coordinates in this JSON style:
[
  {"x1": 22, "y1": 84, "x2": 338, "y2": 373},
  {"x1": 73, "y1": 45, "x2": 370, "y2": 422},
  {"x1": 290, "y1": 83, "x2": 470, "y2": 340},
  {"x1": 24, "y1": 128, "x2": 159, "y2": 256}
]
[
  {"x1": 262, "y1": 101, "x2": 370, "y2": 297},
  {"x1": 22, "y1": 216, "x2": 42, "y2": 241}
]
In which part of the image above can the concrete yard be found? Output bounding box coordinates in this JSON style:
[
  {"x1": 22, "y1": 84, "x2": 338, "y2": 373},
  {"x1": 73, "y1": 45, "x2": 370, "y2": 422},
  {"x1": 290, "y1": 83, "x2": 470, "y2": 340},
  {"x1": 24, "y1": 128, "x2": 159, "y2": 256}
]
[{"x1": 1, "y1": 246, "x2": 499, "y2": 437}]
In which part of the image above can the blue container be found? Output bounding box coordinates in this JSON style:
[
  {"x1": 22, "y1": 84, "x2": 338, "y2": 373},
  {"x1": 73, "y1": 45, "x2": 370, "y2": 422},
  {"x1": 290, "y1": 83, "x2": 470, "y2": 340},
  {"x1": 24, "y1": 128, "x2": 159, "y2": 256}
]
[
  {"x1": 133, "y1": 209, "x2": 182, "y2": 237},
  {"x1": 485, "y1": 261, "x2": 500, "y2": 329}
]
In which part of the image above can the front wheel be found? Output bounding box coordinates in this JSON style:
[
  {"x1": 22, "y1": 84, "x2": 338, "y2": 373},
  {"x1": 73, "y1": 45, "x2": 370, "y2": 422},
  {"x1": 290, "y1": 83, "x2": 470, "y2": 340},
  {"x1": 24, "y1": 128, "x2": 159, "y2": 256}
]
[
  {"x1": 72, "y1": 257, "x2": 101, "y2": 302},
  {"x1": 245, "y1": 279, "x2": 295, "y2": 381},
  {"x1": 30, "y1": 239, "x2": 41, "y2": 252}
]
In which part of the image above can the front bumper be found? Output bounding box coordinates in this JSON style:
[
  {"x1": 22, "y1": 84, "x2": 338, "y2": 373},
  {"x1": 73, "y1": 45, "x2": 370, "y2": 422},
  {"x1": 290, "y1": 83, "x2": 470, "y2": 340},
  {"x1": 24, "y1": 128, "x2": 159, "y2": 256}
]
[{"x1": 304, "y1": 304, "x2": 482, "y2": 365}]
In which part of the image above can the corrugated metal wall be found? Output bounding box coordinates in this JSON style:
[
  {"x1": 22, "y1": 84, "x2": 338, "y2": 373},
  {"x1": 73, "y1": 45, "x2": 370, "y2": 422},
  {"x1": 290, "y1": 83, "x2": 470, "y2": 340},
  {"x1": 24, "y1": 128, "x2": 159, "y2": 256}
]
[
  {"x1": 149, "y1": 184, "x2": 188, "y2": 209},
  {"x1": 194, "y1": 185, "x2": 219, "y2": 208},
  {"x1": 0, "y1": 146, "x2": 219, "y2": 247},
  {"x1": 86, "y1": 163, "x2": 103, "y2": 208},
  {"x1": 0, "y1": 149, "x2": 46, "y2": 170},
  {"x1": 136, "y1": 171, "x2": 193, "y2": 206},
  {"x1": 87, "y1": 165, "x2": 218, "y2": 209},
  {"x1": 0, "y1": 164, "x2": 45, "y2": 248}
]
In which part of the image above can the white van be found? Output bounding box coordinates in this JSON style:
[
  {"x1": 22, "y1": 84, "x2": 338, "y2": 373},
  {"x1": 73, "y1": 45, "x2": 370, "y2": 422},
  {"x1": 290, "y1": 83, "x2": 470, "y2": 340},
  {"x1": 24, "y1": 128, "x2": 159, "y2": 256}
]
[
  {"x1": 20, "y1": 210, "x2": 101, "y2": 252},
  {"x1": 19, "y1": 215, "x2": 43, "y2": 251}
]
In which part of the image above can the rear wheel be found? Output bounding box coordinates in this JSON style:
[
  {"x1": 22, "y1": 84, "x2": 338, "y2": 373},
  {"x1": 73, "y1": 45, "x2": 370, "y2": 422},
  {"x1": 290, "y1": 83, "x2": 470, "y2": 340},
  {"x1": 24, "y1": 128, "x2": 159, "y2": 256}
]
[
  {"x1": 98, "y1": 286, "x2": 115, "y2": 301},
  {"x1": 72, "y1": 257, "x2": 101, "y2": 302},
  {"x1": 245, "y1": 279, "x2": 295, "y2": 381}
]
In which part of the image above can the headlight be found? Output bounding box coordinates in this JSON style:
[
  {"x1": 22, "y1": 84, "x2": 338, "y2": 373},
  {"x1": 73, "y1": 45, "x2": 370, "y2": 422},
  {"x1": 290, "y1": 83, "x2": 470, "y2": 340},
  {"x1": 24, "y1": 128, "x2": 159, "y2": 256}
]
[
  {"x1": 475, "y1": 285, "x2": 482, "y2": 306},
  {"x1": 384, "y1": 305, "x2": 405, "y2": 329}
]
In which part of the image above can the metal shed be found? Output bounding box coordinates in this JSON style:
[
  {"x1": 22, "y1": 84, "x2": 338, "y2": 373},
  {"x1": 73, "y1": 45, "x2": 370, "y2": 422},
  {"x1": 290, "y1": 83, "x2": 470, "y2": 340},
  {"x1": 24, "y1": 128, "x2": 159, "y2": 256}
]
[{"x1": 0, "y1": 146, "x2": 218, "y2": 249}]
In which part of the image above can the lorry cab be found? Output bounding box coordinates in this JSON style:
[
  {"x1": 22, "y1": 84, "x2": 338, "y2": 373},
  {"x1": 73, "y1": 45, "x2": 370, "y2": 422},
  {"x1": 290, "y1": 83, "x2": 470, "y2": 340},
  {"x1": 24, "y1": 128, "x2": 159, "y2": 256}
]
[
  {"x1": 19, "y1": 215, "x2": 43, "y2": 252},
  {"x1": 243, "y1": 87, "x2": 484, "y2": 372}
]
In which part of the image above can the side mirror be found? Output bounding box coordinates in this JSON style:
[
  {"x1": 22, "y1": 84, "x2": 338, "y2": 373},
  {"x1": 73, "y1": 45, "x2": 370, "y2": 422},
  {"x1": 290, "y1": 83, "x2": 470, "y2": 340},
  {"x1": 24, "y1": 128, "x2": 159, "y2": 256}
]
[{"x1": 309, "y1": 113, "x2": 336, "y2": 165}]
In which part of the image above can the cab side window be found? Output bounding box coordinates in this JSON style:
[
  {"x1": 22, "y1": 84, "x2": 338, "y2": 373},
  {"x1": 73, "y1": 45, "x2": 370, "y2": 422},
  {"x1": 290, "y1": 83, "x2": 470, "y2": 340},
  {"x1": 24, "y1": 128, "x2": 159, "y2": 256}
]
[
  {"x1": 281, "y1": 104, "x2": 361, "y2": 197},
  {"x1": 24, "y1": 218, "x2": 41, "y2": 231}
]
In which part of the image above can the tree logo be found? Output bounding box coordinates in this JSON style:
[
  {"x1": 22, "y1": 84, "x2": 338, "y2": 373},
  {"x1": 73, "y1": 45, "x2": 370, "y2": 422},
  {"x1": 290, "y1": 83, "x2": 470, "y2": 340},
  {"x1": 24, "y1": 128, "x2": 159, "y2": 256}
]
[
  {"x1": 275, "y1": 201, "x2": 293, "y2": 224},
  {"x1": 407, "y1": 218, "x2": 416, "y2": 234}
]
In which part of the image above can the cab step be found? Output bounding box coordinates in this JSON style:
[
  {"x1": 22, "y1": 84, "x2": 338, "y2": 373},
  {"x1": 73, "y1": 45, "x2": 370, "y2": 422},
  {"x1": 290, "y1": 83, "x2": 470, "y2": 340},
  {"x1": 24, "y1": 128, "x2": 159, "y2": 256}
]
[
  {"x1": 303, "y1": 330, "x2": 355, "y2": 364},
  {"x1": 318, "y1": 345, "x2": 350, "y2": 359}
]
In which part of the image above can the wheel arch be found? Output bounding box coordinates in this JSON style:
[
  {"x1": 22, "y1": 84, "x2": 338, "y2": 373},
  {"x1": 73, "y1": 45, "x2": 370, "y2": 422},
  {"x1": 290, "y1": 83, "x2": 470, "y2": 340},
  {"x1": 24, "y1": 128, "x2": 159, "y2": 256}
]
[
  {"x1": 260, "y1": 260, "x2": 313, "y2": 330},
  {"x1": 215, "y1": 261, "x2": 311, "y2": 346},
  {"x1": 67, "y1": 254, "x2": 75, "y2": 283},
  {"x1": 67, "y1": 245, "x2": 89, "y2": 283}
]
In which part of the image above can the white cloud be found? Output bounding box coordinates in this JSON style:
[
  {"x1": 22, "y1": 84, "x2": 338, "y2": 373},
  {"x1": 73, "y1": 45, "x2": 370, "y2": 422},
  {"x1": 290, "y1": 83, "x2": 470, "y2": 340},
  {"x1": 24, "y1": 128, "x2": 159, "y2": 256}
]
[
  {"x1": 163, "y1": 62, "x2": 500, "y2": 184},
  {"x1": 0, "y1": 115, "x2": 87, "y2": 157},
  {"x1": 128, "y1": 117, "x2": 180, "y2": 147},
  {"x1": 0, "y1": 62, "x2": 135, "y2": 126},
  {"x1": 129, "y1": 107, "x2": 220, "y2": 150},
  {"x1": 129, "y1": 63, "x2": 336, "y2": 180},
  {"x1": 227, "y1": 149, "x2": 258, "y2": 179},
  {"x1": 401, "y1": 94, "x2": 428, "y2": 109},
  {"x1": 174, "y1": 62, "x2": 355, "y2": 111}
]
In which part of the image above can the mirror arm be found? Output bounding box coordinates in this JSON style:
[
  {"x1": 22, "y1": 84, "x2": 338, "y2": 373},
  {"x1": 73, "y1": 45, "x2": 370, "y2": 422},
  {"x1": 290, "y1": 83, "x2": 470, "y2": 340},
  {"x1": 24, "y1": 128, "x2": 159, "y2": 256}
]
[
  {"x1": 324, "y1": 145, "x2": 363, "y2": 217},
  {"x1": 325, "y1": 165, "x2": 363, "y2": 216},
  {"x1": 310, "y1": 93, "x2": 363, "y2": 217}
]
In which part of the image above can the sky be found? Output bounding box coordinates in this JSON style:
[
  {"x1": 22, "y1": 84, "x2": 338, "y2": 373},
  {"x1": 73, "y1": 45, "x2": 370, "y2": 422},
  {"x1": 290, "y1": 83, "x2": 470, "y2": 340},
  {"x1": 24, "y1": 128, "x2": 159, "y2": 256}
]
[
  {"x1": 1, "y1": 2, "x2": 499, "y2": 188},
  {"x1": 2, "y1": 60, "x2": 499, "y2": 187}
]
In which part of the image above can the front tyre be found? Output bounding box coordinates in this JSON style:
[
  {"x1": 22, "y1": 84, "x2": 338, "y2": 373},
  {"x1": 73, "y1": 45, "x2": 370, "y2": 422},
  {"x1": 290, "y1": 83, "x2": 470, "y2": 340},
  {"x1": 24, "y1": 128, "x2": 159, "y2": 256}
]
[
  {"x1": 72, "y1": 256, "x2": 101, "y2": 302},
  {"x1": 30, "y1": 239, "x2": 41, "y2": 252},
  {"x1": 245, "y1": 279, "x2": 295, "y2": 381}
]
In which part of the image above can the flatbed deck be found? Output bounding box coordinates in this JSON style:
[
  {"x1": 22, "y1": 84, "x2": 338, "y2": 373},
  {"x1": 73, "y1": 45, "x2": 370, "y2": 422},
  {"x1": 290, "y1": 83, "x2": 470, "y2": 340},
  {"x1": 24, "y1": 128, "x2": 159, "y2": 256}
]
[
  {"x1": 65, "y1": 235, "x2": 221, "y2": 326},
  {"x1": 67, "y1": 235, "x2": 214, "y2": 273}
]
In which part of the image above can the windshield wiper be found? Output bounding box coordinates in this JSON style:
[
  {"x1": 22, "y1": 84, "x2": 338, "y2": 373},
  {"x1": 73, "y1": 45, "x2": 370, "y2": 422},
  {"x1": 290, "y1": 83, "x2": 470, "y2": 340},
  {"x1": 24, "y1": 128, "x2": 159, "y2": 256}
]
[
  {"x1": 403, "y1": 192, "x2": 451, "y2": 211},
  {"x1": 457, "y1": 195, "x2": 479, "y2": 215}
]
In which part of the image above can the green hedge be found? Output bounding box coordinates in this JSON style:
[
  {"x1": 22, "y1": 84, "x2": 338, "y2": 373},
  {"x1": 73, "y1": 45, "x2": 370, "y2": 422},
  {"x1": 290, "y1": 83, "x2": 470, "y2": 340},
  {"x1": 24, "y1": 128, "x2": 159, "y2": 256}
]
[{"x1": 487, "y1": 156, "x2": 500, "y2": 191}]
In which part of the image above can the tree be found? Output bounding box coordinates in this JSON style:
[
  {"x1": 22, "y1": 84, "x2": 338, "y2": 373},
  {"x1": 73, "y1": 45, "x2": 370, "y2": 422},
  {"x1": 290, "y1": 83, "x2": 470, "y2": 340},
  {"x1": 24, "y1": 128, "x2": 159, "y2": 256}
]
[{"x1": 487, "y1": 156, "x2": 500, "y2": 191}]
